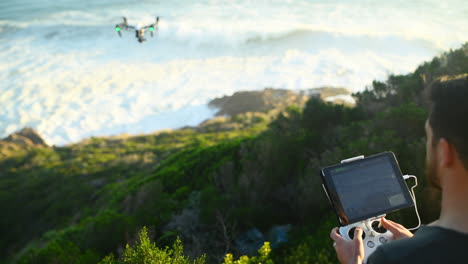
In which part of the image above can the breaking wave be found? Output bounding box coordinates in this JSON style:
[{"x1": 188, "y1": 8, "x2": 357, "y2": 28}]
[{"x1": 1, "y1": 0, "x2": 467, "y2": 145}]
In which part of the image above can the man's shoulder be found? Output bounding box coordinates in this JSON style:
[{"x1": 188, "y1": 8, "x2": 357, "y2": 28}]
[{"x1": 368, "y1": 226, "x2": 468, "y2": 264}]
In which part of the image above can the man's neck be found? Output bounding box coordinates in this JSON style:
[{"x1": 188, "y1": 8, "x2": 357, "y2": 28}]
[{"x1": 437, "y1": 175, "x2": 468, "y2": 234}]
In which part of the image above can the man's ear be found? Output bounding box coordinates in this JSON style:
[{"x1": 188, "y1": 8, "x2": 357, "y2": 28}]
[{"x1": 437, "y1": 138, "x2": 455, "y2": 168}]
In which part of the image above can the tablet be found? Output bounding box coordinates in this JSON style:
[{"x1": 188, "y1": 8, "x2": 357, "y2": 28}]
[{"x1": 321, "y1": 152, "x2": 414, "y2": 225}]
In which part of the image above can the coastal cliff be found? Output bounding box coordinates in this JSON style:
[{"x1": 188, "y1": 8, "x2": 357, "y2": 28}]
[{"x1": 0, "y1": 43, "x2": 466, "y2": 264}]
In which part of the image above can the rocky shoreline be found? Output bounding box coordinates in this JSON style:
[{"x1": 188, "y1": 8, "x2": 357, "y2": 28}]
[{"x1": 0, "y1": 87, "x2": 353, "y2": 152}]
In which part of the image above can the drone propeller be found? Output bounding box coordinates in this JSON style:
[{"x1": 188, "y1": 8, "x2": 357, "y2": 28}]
[
  {"x1": 115, "y1": 25, "x2": 122, "y2": 37},
  {"x1": 149, "y1": 16, "x2": 159, "y2": 37}
]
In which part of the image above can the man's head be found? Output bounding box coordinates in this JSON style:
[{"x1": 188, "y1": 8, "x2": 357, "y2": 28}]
[{"x1": 425, "y1": 74, "x2": 468, "y2": 190}]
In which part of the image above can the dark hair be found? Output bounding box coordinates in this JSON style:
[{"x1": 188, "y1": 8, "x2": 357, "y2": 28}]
[{"x1": 427, "y1": 74, "x2": 468, "y2": 168}]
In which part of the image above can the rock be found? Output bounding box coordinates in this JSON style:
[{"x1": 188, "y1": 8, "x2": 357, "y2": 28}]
[
  {"x1": 209, "y1": 88, "x2": 309, "y2": 117},
  {"x1": 235, "y1": 228, "x2": 265, "y2": 256},
  {"x1": 209, "y1": 87, "x2": 353, "y2": 117},
  {"x1": 266, "y1": 224, "x2": 292, "y2": 249},
  {"x1": 90, "y1": 178, "x2": 106, "y2": 189},
  {"x1": 307, "y1": 87, "x2": 351, "y2": 98},
  {"x1": 0, "y1": 127, "x2": 48, "y2": 159},
  {"x1": 235, "y1": 225, "x2": 292, "y2": 255},
  {"x1": 2, "y1": 127, "x2": 47, "y2": 147}
]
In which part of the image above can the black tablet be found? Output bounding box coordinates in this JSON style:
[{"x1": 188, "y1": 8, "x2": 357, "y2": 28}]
[{"x1": 321, "y1": 152, "x2": 414, "y2": 226}]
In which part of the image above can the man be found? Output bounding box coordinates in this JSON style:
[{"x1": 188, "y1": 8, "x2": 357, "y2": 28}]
[{"x1": 330, "y1": 74, "x2": 468, "y2": 264}]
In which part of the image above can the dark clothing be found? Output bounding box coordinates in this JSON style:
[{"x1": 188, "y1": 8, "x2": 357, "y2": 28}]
[{"x1": 368, "y1": 226, "x2": 468, "y2": 263}]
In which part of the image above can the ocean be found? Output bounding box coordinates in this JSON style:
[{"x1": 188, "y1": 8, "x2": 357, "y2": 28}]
[{"x1": 0, "y1": 0, "x2": 467, "y2": 145}]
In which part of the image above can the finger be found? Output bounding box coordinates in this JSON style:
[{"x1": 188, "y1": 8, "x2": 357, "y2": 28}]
[
  {"x1": 330, "y1": 227, "x2": 341, "y2": 241},
  {"x1": 331, "y1": 227, "x2": 347, "y2": 245},
  {"x1": 381, "y1": 218, "x2": 402, "y2": 233},
  {"x1": 383, "y1": 218, "x2": 404, "y2": 228},
  {"x1": 354, "y1": 227, "x2": 365, "y2": 258},
  {"x1": 354, "y1": 227, "x2": 364, "y2": 243}
]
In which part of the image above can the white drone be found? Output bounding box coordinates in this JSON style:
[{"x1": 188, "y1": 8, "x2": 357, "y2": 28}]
[{"x1": 115, "y1": 16, "x2": 160, "y2": 43}]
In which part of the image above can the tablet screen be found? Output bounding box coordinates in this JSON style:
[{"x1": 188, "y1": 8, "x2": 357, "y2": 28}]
[{"x1": 322, "y1": 152, "x2": 414, "y2": 225}]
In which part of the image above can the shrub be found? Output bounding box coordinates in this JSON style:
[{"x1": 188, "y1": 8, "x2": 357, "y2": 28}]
[
  {"x1": 223, "y1": 242, "x2": 273, "y2": 264},
  {"x1": 99, "y1": 227, "x2": 205, "y2": 264}
]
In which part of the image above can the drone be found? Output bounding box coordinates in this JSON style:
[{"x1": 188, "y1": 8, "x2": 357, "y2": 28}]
[{"x1": 115, "y1": 17, "x2": 159, "y2": 43}]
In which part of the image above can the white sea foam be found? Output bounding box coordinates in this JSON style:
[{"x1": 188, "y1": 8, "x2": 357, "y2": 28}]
[
  {"x1": 325, "y1": 95, "x2": 356, "y2": 105},
  {"x1": 0, "y1": 0, "x2": 467, "y2": 145}
]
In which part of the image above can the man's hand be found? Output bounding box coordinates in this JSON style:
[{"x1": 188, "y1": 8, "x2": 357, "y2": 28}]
[
  {"x1": 330, "y1": 227, "x2": 365, "y2": 264},
  {"x1": 380, "y1": 218, "x2": 413, "y2": 240}
]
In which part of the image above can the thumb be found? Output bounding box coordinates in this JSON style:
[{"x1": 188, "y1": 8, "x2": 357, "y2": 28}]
[
  {"x1": 353, "y1": 227, "x2": 365, "y2": 260},
  {"x1": 354, "y1": 227, "x2": 363, "y2": 243}
]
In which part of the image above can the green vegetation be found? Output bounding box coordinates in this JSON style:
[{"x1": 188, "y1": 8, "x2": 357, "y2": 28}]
[
  {"x1": 223, "y1": 242, "x2": 273, "y2": 264},
  {"x1": 99, "y1": 227, "x2": 205, "y2": 264},
  {"x1": 0, "y1": 43, "x2": 467, "y2": 263}
]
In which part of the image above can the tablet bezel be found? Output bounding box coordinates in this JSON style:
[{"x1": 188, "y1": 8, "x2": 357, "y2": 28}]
[{"x1": 321, "y1": 152, "x2": 414, "y2": 226}]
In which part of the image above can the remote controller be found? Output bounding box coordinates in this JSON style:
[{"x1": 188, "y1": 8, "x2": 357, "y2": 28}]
[{"x1": 338, "y1": 217, "x2": 393, "y2": 263}]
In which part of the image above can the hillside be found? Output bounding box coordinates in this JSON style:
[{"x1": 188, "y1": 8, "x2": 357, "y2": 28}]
[
  {"x1": 0, "y1": 43, "x2": 467, "y2": 264},
  {"x1": 1, "y1": 86, "x2": 334, "y2": 263}
]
